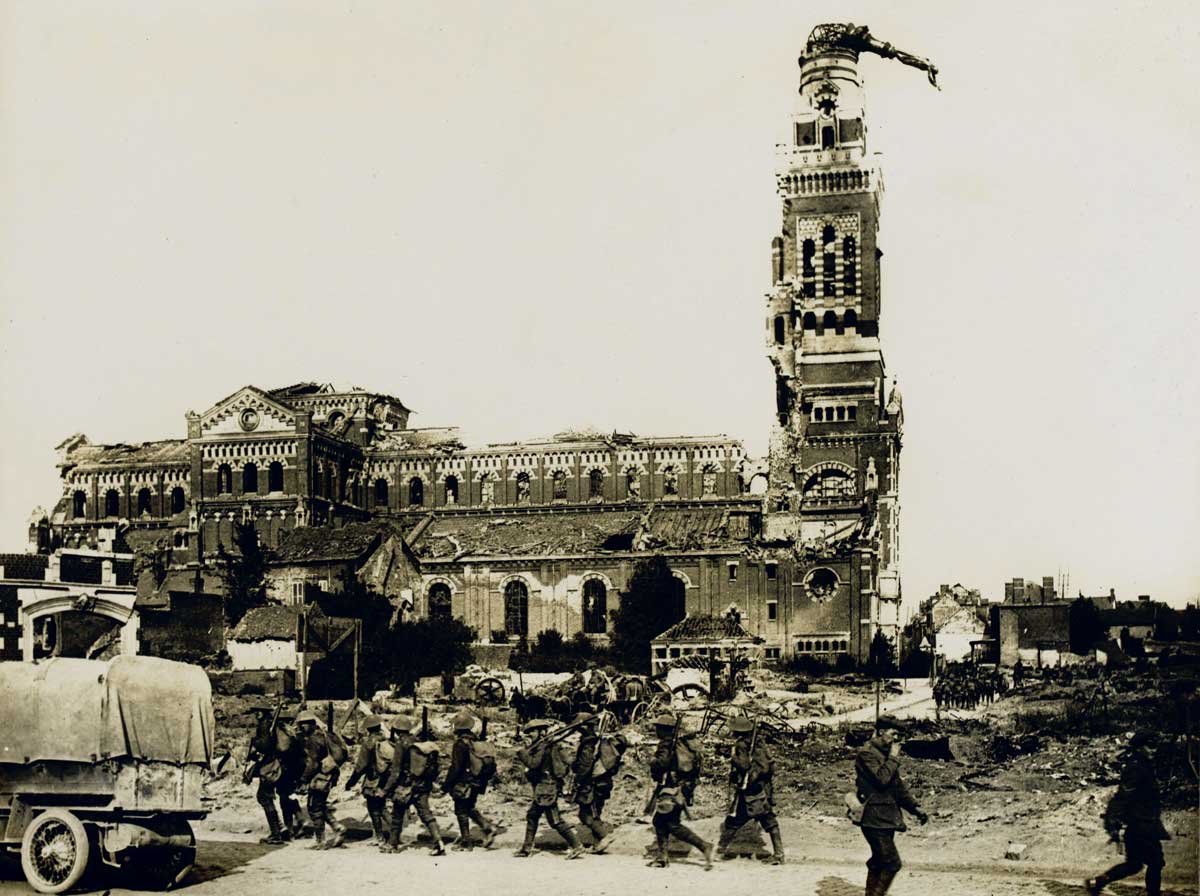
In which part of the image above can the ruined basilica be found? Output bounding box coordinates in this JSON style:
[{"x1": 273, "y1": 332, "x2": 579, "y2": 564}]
[{"x1": 20, "y1": 33, "x2": 906, "y2": 664}]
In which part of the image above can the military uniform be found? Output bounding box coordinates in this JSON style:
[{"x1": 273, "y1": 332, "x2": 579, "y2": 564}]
[
  {"x1": 1087, "y1": 732, "x2": 1169, "y2": 896},
  {"x1": 296, "y1": 711, "x2": 348, "y2": 850},
  {"x1": 514, "y1": 719, "x2": 583, "y2": 859},
  {"x1": 647, "y1": 714, "x2": 712, "y2": 869},
  {"x1": 247, "y1": 706, "x2": 291, "y2": 844},
  {"x1": 716, "y1": 717, "x2": 784, "y2": 864},
  {"x1": 854, "y1": 715, "x2": 927, "y2": 896},
  {"x1": 570, "y1": 712, "x2": 627, "y2": 849},
  {"x1": 381, "y1": 717, "x2": 445, "y2": 855},
  {"x1": 442, "y1": 712, "x2": 499, "y2": 850},
  {"x1": 343, "y1": 716, "x2": 392, "y2": 845}
]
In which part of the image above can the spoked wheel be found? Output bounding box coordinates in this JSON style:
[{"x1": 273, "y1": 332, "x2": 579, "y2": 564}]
[
  {"x1": 474, "y1": 677, "x2": 506, "y2": 706},
  {"x1": 628, "y1": 701, "x2": 650, "y2": 724},
  {"x1": 670, "y1": 683, "x2": 710, "y2": 702},
  {"x1": 20, "y1": 809, "x2": 90, "y2": 894}
]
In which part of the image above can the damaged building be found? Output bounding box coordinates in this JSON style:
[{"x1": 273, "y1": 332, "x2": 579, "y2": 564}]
[{"x1": 22, "y1": 31, "x2": 914, "y2": 665}]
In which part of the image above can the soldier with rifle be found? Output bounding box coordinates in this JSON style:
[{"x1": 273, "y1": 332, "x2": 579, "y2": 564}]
[
  {"x1": 380, "y1": 715, "x2": 446, "y2": 855},
  {"x1": 514, "y1": 717, "x2": 585, "y2": 859},
  {"x1": 342, "y1": 715, "x2": 392, "y2": 846},
  {"x1": 570, "y1": 711, "x2": 628, "y2": 853},
  {"x1": 295, "y1": 709, "x2": 349, "y2": 850},
  {"x1": 442, "y1": 711, "x2": 500, "y2": 851},
  {"x1": 646, "y1": 712, "x2": 713, "y2": 870},
  {"x1": 243, "y1": 700, "x2": 299, "y2": 844},
  {"x1": 716, "y1": 716, "x2": 784, "y2": 864}
]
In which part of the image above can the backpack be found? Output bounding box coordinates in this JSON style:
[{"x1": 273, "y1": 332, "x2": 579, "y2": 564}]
[
  {"x1": 591, "y1": 737, "x2": 624, "y2": 778},
  {"x1": 467, "y1": 741, "x2": 497, "y2": 786},
  {"x1": 326, "y1": 729, "x2": 349, "y2": 765},
  {"x1": 548, "y1": 743, "x2": 572, "y2": 780},
  {"x1": 409, "y1": 742, "x2": 439, "y2": 781},
  {"x1": 675, "y1": 736, "x2": 699, "y2": 775},
  {"x1": 374, "y1": 740, "x2": 396, "y2": 777}
]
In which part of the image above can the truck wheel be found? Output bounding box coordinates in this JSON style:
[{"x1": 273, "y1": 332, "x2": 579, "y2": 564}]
[{"x1": 20, "y1": 809, "x2": 90, "y2": 894}]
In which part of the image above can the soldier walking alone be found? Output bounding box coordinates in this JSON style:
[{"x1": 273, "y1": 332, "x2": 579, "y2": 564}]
[
  {"x1": 442, "y1": 711, "x2": 500, "y2": 850},
  {"x1": 716, "y1": 716, "x2": 785, "y2": 865},
  {"x1": 646, "y1": 713, "x2": 713, "y2": 870},
  {"x1": 854, "y1": 714, "x2": 928, "y2": 896},
  {"x1": 513, "y1": 718, "x2": 585, "y2": 859},
  {"x1": 342, "y1": 715, "x2": 393, "y2": 846},
  {"x1": 295, "y1": 710, "x2": 348, "y2": 850},
  {"x1": 1086, "y1": 730, "x2": 1169, "y2": 896},
  {"x1": 381, "y1": 715, "x2": 446, "y2": 855}
]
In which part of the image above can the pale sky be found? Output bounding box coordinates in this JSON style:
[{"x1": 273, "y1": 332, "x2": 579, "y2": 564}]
[{"x1": 2, "y1": 1, "x2": 1197, "y2": 609}]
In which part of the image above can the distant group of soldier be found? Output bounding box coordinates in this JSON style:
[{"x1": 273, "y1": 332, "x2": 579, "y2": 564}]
[
  {"x1": 245, "y1": 698, "x2": 1170, "y2": 896},
  {"x1": 932, "y1": 661, "x2": 1008, "y2": 711}
]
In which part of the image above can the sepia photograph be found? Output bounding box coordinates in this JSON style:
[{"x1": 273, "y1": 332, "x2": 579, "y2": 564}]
[{"x1": 0, "y1": 2, "x2": 1197, "y2": 895}]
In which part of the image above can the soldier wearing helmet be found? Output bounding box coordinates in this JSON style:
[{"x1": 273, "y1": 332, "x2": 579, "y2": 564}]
[
  {"x1": 647, "y1": 713, "x2": 712, "y2": 870},
  {"x1": 442, "y1": 711, "x2": 500, "y2": 851},
  {"x1": 295, "y1": 709, "x2": 348, "y2": 850},
  {"x1": 513, "y1": 719, "x2": 584, "y2": 860},
  {"x1": 343, "y1": 715, "x2": 392, "y2": 846},
  {"x1": 380, "y1": 715, "x2": 446, "y2": 856},
  {"x1": 716, "y1": 716, "x2": 784, "y2": 865}
]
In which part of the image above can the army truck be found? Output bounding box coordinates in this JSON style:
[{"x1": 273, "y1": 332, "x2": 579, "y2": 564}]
[{"x1": 0, "y1": 656, "x2": 214, "y2": 893}]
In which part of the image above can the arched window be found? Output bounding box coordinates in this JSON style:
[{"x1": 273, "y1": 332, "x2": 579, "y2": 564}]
[
  {"x1": 820, "y1": 227, "x2": 840, "y2": 297},
  {"x1": 72, "y1": 490, "x2": 86, "y2": 519},
  {"x1": 445, "y1": 475, "x2": 459, "y2": 505},
  {"x1": 374, "y1": 478, "x2": 389, "y2": 508},
  {"x1": 804, "y1": 469, "x2": 855, "y2": 500},
  {"x1": 504, "y1": 580, "x2": 529, "y2": 637},
  {"x1": 582, "y1": 578, "x2": 607, "y2": 633},
  {"x1": 588, "y1": 469, "x2": 604, "y2": 500},
  {"x1": 242, "y1": 463, "x2": 258, "y2": 495},
  {"x1": 268, "y1": 462, "x2": 284, "y2": 493},
  {"x1": 774, "y1": 315, "x2": 786, "y2": 345},
  {"x1": 408, "y1": 477, "x2": 424, "y2": 507},
  {"x1": 801, "y1": 239, "x2": 816, "y2": 276},
  {"x1": 662, "y1": 466, "x2": 679, "y2": 496},
  {"x1": 428, "y1": 583, "x2": 452, "y2": 621},
  {"x1": 552, "y1": 470, "x2": 568, "y2": 501},
  {"x1": 136, "y1": 487, "x2": 153, "y2": 516},
  {"x1": 843, "y1": 236, "x2": 857, "y2": 295},
  {"x1": 104, "y1": 489, "x2": 120, "y2": 518},
  {"x1": 516, "y1": 471, "x2": 531, "y2": 504},
  {"x1": 170, "y1": 486, "x2": 186, "y2": 514},
  {"x1": 217, "y1": 464, "x2": 233, "y2": 495},
  {"x1": 814, "y1": 408, "x2": 824, "y2": 422},
  {"x1": 667, "y1": 576, "x2": 687, "y2": 624},
  {"x1": 802, "y1": 311, "x2": 817, "y2": 331},
  {"x1": 821, "y1": 125, "x2": 835, "y2": 149},
  {"x1": 843, "y1": 309, "x2": 858, "y2": 331},
  {"x1": 822, "y1": 310, "x2": 838, "y2": 332}
]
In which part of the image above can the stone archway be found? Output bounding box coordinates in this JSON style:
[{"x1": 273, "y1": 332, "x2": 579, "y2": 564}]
[{"x1": 18, "y1": 587, "x2": 139, "y2": 662}]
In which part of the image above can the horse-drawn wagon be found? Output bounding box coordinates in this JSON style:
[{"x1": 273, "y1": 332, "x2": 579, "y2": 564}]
[{"x1": 0, "y1": 656, "x2": 214, "y2": 893}]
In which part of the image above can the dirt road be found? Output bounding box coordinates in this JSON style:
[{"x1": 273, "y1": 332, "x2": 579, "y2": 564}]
[{"x1": 2, "y1": 820, "x2": 1195, "y2": 896}]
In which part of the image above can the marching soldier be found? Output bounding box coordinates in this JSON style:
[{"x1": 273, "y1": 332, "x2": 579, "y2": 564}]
[
  {"x1": 514, "y1": 718, "x2": 585, "y2": 860},
  {"x1": 274, "y1": 706, "x2": 307, "y2": 840},
  {"x1": 570, "y1": 712, "x2": 627, "y2": 853},
  {"x1": 381, "y1": 715, "x2": 446, "y2": 855},
  {"x1": 343, "y1": 715, "x2": 393, "y2": 846},
  {"x1": 442, "y1": 711, "x2": 500, "y2": 850},
  {"x1": 647, "y1": 713, "x2": 713, "y2": 870},
  {"x1": 854, "y1": 714, "x2": 928, "y2": 896},
  {"x1": 295, "y1": 710, "x2": 348, "y2": 850},
  {"x1": 1086, "y1": 730, "x2": 1169, "y2": 896},
  {"x1": 716, "y1": 717, "x2": 784, "y2": 865},
  {"x1": 246, "y1": 702, "x2": 290, "y2": 844}
]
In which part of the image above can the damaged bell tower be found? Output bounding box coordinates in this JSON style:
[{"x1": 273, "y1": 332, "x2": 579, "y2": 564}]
[{"x1": 765, "y1": 24, "x2": 936, "y2": 657}]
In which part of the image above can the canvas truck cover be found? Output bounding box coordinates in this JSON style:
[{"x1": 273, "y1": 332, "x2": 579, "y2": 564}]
[{"x1": 0, "y1": 656, "x2": 214, "y2": 766}]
